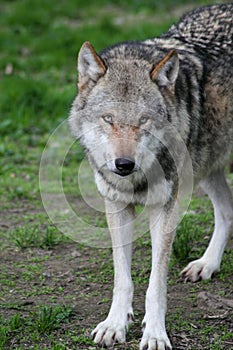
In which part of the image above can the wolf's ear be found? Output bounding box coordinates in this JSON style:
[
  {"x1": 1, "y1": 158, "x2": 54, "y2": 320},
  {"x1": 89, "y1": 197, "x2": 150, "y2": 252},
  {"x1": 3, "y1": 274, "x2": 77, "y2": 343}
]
[
  {"x1": 150, "y1": 50, "x2": 179, "y2": 89},
  {"x1": 77, "y1": 41, "x2": 106, "y2": 91}
]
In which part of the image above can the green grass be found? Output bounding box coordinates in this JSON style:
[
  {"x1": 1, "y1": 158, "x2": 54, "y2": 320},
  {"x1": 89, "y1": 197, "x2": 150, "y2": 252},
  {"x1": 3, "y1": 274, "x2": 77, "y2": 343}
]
[
  {"x1": 0, "y1": 306, "x2": 73, "y2": 348},
  {"x1": 172, "y1": 196, "x2": 214, "y2": 264},
  {"x1": 0, "y1": 0, "x2": 232, "y2": 349},
  {"x1": 9, "y1": 224, "x2": 64, "y2": 249}
]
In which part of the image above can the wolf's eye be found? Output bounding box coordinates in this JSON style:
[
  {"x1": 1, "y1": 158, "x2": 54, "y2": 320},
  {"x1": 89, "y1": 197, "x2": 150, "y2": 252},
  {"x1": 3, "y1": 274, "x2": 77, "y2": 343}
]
[
  {"x1": 139, "y1": 116, "x2": 149, "y2": 125},
  {"x1": 102, "y1": 114, "x2": 113, "y2": 124}
]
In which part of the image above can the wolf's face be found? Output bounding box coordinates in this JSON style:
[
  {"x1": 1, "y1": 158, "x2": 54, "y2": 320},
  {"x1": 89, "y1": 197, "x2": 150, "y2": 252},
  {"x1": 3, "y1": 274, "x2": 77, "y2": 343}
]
[{"x1": 69, "y1": 42, "x2": 180, "y2": 182}]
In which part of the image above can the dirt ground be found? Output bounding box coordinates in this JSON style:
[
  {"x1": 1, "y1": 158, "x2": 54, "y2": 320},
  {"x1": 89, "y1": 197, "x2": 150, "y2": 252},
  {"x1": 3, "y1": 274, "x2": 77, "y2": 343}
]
[{"x1": 0, "y1": 201, "x2": 233, "y2": 350}]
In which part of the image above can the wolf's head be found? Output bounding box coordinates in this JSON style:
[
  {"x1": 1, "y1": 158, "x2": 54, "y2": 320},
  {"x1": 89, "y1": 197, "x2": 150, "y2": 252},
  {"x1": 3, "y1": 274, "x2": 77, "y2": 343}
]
[{"x1": 69, "y1": 41, "x2": 183, "y2": 182}]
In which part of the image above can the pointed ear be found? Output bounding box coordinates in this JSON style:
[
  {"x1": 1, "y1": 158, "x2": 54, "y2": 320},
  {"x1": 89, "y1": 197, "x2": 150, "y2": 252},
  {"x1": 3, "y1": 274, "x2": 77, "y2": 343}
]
[
  {"x1": 77, "y1": 41, "x2": 107, "y2": 91},
  {"x1": 150, "y1": 50, "x2": 179, "y2": 88}
]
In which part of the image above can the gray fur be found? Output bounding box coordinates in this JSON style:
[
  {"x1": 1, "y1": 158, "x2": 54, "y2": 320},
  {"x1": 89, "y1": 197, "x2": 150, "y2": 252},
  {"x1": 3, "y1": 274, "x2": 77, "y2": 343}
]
[
  {"x1": 69, "y1": 4, "x2": 233, "y2": 349},
  {"x1": 70, "y1": 3, "x2": 233, "y2": 200}
]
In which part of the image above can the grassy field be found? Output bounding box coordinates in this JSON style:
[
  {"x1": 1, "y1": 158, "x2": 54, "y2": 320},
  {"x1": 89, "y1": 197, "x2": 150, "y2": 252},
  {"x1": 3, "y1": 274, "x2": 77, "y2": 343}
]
[{"x1": 0, "y1": 0, "x2": 233, "y2": 349}]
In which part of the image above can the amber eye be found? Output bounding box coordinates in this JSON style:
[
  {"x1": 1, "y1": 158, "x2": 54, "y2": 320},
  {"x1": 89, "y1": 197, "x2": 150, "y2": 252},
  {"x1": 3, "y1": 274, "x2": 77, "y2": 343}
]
[
  {"x1": 139, "y1": 116, "x2": 149, "y2": 125},
  {"x1": 102, "y1": 114, "x2": 113, "y2": 124}
]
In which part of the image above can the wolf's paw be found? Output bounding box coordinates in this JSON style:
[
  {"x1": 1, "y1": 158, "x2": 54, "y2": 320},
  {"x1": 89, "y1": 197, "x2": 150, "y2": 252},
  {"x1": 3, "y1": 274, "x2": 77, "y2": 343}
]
[
  {"x1": 140, "y1": 337, "x2": 172, "y2": 350},
  {"x1": 140, "y1": 323, "x2": 172, "y2": 350},
  {"x1": 181, "y1": 257, "x2": 220, "y2": 282},
  {"x1": 92, "y1": 321, "x2": 126, "y2": 347},
  {"x1": 91, "y1": 313, "x2": 133, "y2": 347}
]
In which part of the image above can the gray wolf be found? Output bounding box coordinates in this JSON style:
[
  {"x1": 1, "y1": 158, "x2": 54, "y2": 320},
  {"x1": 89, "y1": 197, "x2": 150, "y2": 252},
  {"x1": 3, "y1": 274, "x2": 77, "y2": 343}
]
[{"x1": 69, "y1": 4, "x2": 233, "y2": 349}]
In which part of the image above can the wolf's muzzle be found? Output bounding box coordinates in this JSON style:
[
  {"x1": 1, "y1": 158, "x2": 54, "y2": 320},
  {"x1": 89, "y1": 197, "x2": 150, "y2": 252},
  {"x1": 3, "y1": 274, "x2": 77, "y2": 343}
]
[{"x1": 114, "y1": 158, "x2": 136, "y2": 176}]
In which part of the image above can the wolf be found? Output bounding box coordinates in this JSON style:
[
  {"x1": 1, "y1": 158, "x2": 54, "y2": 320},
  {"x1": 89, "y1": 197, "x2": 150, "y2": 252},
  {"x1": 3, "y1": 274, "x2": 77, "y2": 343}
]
[{"x1": 69, "y1": 4, "x2": 233, "y2": 349}]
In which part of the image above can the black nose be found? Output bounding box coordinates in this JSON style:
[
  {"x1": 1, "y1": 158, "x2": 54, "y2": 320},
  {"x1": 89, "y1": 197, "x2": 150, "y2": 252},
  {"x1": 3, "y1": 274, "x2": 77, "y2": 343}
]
[{"x1": 114, "y1": 158, "x2": 135, "y2": 176}]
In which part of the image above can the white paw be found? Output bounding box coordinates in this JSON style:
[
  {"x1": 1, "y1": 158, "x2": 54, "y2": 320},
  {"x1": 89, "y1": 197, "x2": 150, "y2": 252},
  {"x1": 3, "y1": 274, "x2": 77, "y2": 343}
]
[
  {"x1": 181, "y1": 257, "x2": 220, "y2": 282},
  {"x1": 91, "y1": 313, "x2": 133, "y2": 347},
  {"x1": 140, "y1": 322, "x2": 172, "y2": 350}
]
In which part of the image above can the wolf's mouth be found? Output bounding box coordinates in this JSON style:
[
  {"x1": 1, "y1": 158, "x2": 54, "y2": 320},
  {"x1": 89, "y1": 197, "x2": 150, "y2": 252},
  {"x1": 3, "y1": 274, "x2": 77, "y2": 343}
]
[{"x1": 113, "y1": 169, "x2": 134, "y2": 177}]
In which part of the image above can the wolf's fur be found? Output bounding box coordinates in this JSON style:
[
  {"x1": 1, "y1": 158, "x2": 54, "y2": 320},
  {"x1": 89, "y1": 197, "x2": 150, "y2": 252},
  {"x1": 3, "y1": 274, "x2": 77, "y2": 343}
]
[{"x1": 69, "y1": 4, "x2": 233, "y2": 349}]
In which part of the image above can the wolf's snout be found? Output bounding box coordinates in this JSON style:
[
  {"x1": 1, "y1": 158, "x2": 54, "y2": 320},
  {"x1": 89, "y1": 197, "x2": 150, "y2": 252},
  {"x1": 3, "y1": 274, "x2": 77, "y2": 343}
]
[{"x1": 114, "y1": 158, "x2": 135, "y2": 176}]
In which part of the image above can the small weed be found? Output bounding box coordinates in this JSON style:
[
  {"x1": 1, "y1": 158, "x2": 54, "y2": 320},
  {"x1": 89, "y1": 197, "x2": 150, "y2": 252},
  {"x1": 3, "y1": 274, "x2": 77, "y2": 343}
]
[
  {"x1": 10, "y1": 225, "x2": 63, "y2": 249},
  {"x1": 71, "y1": 334, "x2": 96, "y2": 346},
  {"x1": 51, "y1": 345, "x2": 67, "y2": 350},
  {"x1": 9, "y1": 313, "x2": 22, "y2": 331},
  {"x1": 34, "y1": 305, "x2": 72, "y2": 334},
  {"x1": 0, "y1": 308, "x2": 73, "y2": 348},
  {"x1": 0, "y1": 326, "x2": 8, "y2": 348},
  {"x1": 171, "y1": 196, "x2": 214, "y2": 264},
  {"x1": 0, "y1": 314, "x2": 24, "y2": 348},
  {"x1": 12, "y1": 226, "x2": 41, "y2": 249},
  {"x1": 41, "y1": 226, "x2": 62, "y2": 249},
  {"x1": 172, "y1": 220, "x2": 194, "y2": 263}
]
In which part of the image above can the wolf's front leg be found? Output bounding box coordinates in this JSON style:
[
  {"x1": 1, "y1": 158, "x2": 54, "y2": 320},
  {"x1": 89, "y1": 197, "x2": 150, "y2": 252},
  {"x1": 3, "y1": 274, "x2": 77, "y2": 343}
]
[
  {"x1": 140, "y1": 208, "x2": 176, "y2": 350},
  {"x1": 92, "y1": 199, "x2": 134, "y2": 347}
]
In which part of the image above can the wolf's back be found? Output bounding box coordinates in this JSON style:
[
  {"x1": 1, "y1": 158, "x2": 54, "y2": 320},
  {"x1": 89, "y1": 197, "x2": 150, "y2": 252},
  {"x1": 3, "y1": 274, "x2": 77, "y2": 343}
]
[{"x1": 164, "y1": 4, "x2": 233, "y2": 57}]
